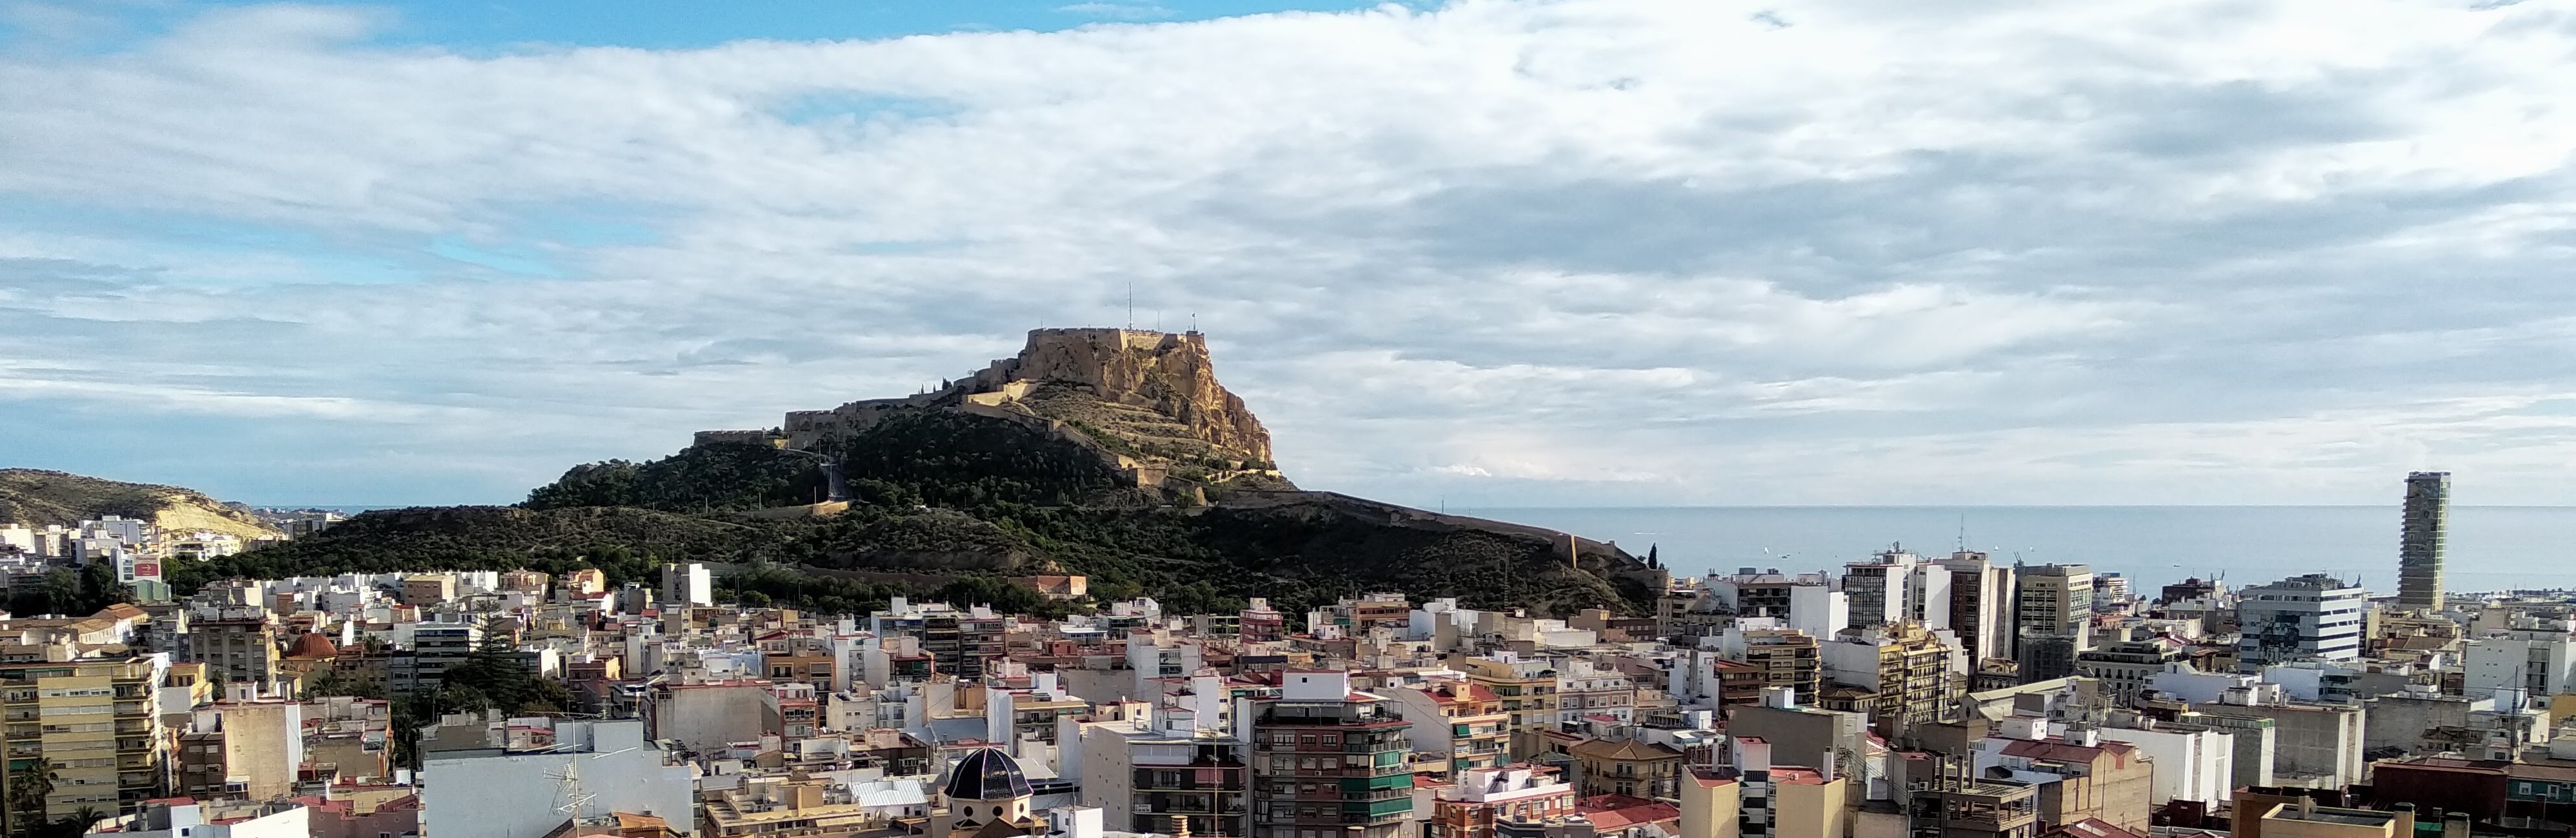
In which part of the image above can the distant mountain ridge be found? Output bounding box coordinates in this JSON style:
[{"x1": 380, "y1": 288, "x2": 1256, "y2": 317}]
[{"x1": 0, "y1": 468, "x2": 281, "y2": 540}]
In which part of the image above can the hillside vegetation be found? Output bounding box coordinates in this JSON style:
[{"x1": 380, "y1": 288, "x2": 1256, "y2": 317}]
[
  {"x1": 0, "y1": 469, "x2": 279, "y2": 540},
  {"x1": 161, "y1": 329, "x2": 1661, "y2": 617},
  {"x1": 177, "y1": 410, "x2": 1654, "y2": 618}
]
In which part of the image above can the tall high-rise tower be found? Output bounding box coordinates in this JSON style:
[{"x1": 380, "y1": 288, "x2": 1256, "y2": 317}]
[{"x1": 2399, "y1": 471, "x2": 2450, "y2": 610}]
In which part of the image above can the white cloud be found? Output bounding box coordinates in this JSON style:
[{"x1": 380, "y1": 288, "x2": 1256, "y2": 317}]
[
  {"x1": 3, "y1": 0, "x2": 2575, "y2": 506},
  {"x1": 1057, "y1": 3, "x2": 1177, "y2": 20}
]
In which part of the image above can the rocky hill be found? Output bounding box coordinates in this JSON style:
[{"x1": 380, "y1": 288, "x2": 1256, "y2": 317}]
[
  {"x1": 704, "y1": 329, "x2": 1291, "y2": 493},
  {"x1": 0, "y1": 469, "x2": 280, "y2": 540},
  {"x1": 979, "y1": 329, "x2": 1278, "y2": 473},
  {"x1": 184, "y1": 328, "x2": 1667, "y2": 617}
]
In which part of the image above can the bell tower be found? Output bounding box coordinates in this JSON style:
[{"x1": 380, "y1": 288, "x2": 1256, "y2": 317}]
[{"x1": 934, "y1": 747, "x2": 1048, "y2": 838}]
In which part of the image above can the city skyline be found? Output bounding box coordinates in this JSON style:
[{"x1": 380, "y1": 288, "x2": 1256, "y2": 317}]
[{"x1": 9, "y1": 1, "x2": 2576, "y2": 509}]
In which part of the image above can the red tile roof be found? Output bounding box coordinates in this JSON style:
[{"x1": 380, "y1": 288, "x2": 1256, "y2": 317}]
[
  {"x1": 1999, "y1": 737, "x2": 2137, "y2": 765},
  {"x1": 1578, "y1": 799, "x2": 1679, "y2": 830}
]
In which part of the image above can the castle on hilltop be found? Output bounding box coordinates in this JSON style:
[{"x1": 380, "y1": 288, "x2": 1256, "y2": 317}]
[{"x1": 694, "y1": 328, "x2": 1281, "y2": 490}]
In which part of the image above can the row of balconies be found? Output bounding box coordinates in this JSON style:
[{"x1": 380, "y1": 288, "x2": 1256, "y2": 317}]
[
  {"x1": 1263, "y1": 786, "x2": 1410, "y2": 803},
  {"x1": 1134, "y1": 799, "x2": 1252, "y2": 815},
  {"x1": 1255, "y1": 810, "x2": 1408, "y2": 826},
  {"x1": 1265, "y1": 764, "x2": 1413, "y2": 780}
]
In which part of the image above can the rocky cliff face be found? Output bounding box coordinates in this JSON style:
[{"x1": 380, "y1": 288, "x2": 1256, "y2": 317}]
[{"x1": 966, "y1": 329, "x2": 1279, "y2": 472}]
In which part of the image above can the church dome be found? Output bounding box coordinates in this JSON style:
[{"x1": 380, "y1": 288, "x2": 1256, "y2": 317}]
[
  {"x1": 283, "y1": 632, "x2": 339, "y2": 660},
  {"x1": 942, "y1": 748, "x2": 1032, "y2": 801}
]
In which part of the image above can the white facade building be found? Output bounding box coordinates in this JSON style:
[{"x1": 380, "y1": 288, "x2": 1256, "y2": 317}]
[
  {"x1": 2235, "y1": 574, "x2": 2366, "y2": 671},
  {"x1": 1786, "y1": 584, "x2": 1849, "y2": 642},
  {"x1": 662, "y1": 562, "x2": 714, "y2": 607},
  {"x1": 2095, "y1": 723, "x2": 2233, "y2": 804},
  {"x1": 1842, "y1": 549, "x2": 1920, "y2": 628},
  {"x1": 420, "y1": 719, "x2": 697, "y2": 838},
  {"x1": 2464, "y1": 629, "x2": 2576, "y2": 704}
]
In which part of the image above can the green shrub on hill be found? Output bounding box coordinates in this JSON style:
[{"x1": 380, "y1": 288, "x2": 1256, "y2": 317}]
[{"x1": 525, "y1": 443, "x2": 826, "y2": 512}]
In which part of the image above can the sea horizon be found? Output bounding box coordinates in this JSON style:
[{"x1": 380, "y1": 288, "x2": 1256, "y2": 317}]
[
  {"x1": 252, "y1": 501, "x2": 2576, "y2": 599},
  {"x1": 1450, "y1": 504, "x2": 2576, "y2": 598}
]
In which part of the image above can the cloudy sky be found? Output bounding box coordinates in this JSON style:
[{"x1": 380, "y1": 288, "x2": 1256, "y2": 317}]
[{"x1": 4, "y1": 0, "x2": 2575, "y2": 508}]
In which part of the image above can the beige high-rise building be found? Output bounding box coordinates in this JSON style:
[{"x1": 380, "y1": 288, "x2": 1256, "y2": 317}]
[
  {"x1": 187, "y1": 605, "x2": 279, "y2": 689},
  {"x1": 2399, "y1": 472, "x2": 2450, "y2": 611},
  {"x1": 1937, "y1": 552, "x2": 2016, "y2": 663},
  {"x1": 1819, "y1": 621, "x2": 1963, "y2": 733},
  {"x1": 2015, "y1": 564, "x2": 2095, "y2": 681},
  {"x1": 1457, "y1": 655, "x2": 1559, "y2": 758},
  {"x1": 1715, "y1": 627, "x2": 1822, "y2": 703},
  {"x1": 214, "y1": 696, "x2": 305, "y2": 801},
  {"x1": 0, "y1": 646, "x2": 170, "y2": 819}
]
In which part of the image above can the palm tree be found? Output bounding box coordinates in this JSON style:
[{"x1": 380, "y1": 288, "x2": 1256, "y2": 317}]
[
  {"x1": 5, "y1": 757, "x2": 57, "y2": 838},
  {"x1": 65, "y1": 804, "x2": 105, "y2": 837}
]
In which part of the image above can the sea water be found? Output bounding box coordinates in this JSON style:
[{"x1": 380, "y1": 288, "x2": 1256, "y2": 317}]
[{"x1": 1450, "y1": 506, "x2": 2576, "y2": 597}]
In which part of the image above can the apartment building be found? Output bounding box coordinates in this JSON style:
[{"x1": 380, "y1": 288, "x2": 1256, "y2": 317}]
[
  {"x1": 186, "y1": 606, "x2": 279, "y2": 689},
  {"x1": 1390, "y1": 680, "x2": 1511, "y2": 781},
  {"x1": 1972, "y1": 722, "x2": 2155, "y2": 832},
  {"x1": 1074, "y1": 699, "x2": 1253, "y2": 837},
  {"x1": 0, "y1": 648, "x2": 169, "y2": 818},
  {"x1": 1567, "y1": 737, "x2": 1683, "y2": 801},
  {"x1": 391, "y1": 623, "x2": 480, "y2": 693},
  {"x1": 2236, "y1": 575, "x2": 2368, "y2": 672},
  {"x1": 2075, "y1": 631, "x2": 2192, "y2": 703},
  {"x1": 1714, "y1": 628, "x2": 1821, "y2": 704},
  {"x1": 1937, "y1": 552, "x2": 2017, "y2": 663},
  {"x1": 1555, "y1": 659, "x2": 1636, "y2": 724},
  {"x1": 1457, "y1": 655, "x2": 1560, "y2": 759},
  {"x1": 1819, "y1": 622, "x2": 1961, "y2": 733},
  {"x1": 1428, "y1": 765, "x2": 1574, "y2": 838},
  {"x1": 1250, "y1": 671, "x2": 1413, "y2": 838},
  {"x1": 2013, "y1": 566, "x2": 2096, "y2": 682}
]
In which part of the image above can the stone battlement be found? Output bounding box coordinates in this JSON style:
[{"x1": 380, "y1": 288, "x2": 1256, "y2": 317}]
[
  {"x1": 697, "y1": 326, "x2": 1274, "y2": 480},
  {"x1": 692, "y1": 429, "x2": 786, "y2": 448}
]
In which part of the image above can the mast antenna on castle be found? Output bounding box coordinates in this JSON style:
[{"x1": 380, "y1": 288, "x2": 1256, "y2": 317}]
[{"x1": 1128, "y1": 282, "x2": 1135, "y2": 330}]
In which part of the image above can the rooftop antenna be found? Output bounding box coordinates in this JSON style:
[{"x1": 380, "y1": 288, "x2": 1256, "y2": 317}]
[
  {"x1": 1957, "y1": 514, "x2": 1968, "y2": 553},
  {"x1": 548, "y1": 755, "x2": 597, "y2": 821},
  {"x1": 1191, "y1": 312, "x2": 1197, "y2": 333}
]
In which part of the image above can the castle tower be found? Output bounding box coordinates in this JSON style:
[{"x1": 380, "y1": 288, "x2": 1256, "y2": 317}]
[
  {"x1": 2399, "y1": 471, "x2": 2450, "y2": 611},
  {"x1": 934, "y1": 748, "x2": 1047, "y2": 838}
]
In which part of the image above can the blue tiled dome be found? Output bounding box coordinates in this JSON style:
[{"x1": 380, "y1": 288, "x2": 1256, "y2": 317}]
[{"x1": 943, "y1": 748, "x2": 1033, "y2": 801}]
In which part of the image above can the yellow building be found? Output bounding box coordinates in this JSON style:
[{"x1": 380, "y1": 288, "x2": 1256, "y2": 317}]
[
  {"x1": 1678, "y1": 768, "x2": 1742, "y2": 838},
  {"x1": 0, "y1": 648, "x2": 168, "y2": 819},
  {"x1": 2257, "y1": 801, "x2": 2406, "y2": 838},
  {"x1": 1457, "y1": 655, "x2": 1559, "y2": 759},
  {"x1": 1819, "y1": 622, "x2": 1961, "y2": 732},
  {"x1": 1770, "y1": 768, "x2": 1846, "y2": 838},
  {"x1": 1567, "y1": 737, "x2": 1682, "y2": 801},
  {"x1": 1732, "y1": 630, "x2": 1821, "y2": 703}
]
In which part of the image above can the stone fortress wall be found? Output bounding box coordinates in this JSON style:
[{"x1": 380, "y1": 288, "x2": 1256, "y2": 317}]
[{"x1": 694, "y1": 328, "x2": 1280, "y2": 491}]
